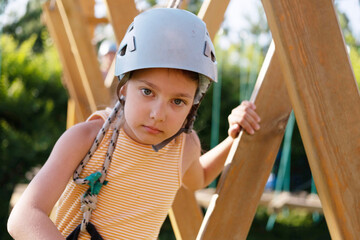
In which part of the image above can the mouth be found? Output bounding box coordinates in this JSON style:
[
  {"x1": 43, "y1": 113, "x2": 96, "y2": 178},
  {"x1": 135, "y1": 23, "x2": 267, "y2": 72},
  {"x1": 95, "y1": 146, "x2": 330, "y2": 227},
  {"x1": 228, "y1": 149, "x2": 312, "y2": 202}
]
[{"x1": 143, "y1": 125, "x2": 163, "y2": 134}]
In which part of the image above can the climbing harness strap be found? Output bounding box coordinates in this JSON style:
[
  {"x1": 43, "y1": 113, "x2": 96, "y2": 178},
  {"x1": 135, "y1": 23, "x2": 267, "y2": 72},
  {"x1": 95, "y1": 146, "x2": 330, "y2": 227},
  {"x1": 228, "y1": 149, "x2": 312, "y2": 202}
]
[
  {"x1": 69, "y1": 100, "x2": 123, "y2": 237},
  {"x1": 66, "y1": 222, "x2": 103, "y2": 240}
]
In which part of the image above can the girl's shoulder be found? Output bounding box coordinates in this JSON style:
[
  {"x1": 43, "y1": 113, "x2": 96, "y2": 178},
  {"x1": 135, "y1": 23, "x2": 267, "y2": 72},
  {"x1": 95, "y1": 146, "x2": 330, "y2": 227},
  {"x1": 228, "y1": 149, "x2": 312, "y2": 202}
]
[
  {"x1": 58, "y1": 118, "x2": 104, "y2": 156},
  {"x1": 65, "y1": 109, "x2": 110, "y2": 145}
]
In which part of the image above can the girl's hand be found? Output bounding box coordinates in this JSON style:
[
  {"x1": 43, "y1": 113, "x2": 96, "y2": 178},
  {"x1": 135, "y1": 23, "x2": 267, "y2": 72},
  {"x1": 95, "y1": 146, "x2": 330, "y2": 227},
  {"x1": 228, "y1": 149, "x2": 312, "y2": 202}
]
[{"x1": 228, "y1": 101, "x2": 261, "y2": 138}]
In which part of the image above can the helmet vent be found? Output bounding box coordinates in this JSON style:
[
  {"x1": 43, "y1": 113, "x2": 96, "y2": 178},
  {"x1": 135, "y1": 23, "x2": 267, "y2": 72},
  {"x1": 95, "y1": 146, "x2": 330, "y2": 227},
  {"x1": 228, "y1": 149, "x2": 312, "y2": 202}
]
[
  {"x1": 210, "y1": 51, "x2": 216, "y2": 62},
  {"x1": 120, "y1": 45, "x2": 127, "y2": 56},
  {"x1": 204, "y1": 41, "x2": 215, "y2": 62}
]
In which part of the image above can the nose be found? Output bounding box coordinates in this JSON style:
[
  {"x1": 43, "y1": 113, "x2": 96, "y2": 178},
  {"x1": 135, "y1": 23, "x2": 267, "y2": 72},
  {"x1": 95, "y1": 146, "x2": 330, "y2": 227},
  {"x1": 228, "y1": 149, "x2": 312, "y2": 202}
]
[{"x1": 150, "y1": 100, "x2": 166, "y2": 122}]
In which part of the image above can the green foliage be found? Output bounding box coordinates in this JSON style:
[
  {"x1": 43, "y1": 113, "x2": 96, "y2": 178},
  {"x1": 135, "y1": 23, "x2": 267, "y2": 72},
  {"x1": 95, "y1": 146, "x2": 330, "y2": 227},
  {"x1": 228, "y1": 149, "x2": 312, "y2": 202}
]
[
  {"x1": 0, "y1": 34, "x2": 67, "y2": 239},
  {"x1": 247, "y1": 207, "x2": 331, "y2": 240},
  {"x1": 336, "y1": 8, "x2": 360, "y2": 89},
  {"x1": 2, "y1": 0, "x2": 46, "y2": 53},
  {"x1": 350, "y1": 46, "x2": 360, "y2": 89}
]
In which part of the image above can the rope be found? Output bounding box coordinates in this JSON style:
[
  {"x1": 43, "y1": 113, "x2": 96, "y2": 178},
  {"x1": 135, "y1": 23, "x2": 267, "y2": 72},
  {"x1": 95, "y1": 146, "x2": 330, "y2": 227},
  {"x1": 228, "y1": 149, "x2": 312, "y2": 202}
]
[{"x1": 72, "y1": 100, "x2": 124, "y2": 232}]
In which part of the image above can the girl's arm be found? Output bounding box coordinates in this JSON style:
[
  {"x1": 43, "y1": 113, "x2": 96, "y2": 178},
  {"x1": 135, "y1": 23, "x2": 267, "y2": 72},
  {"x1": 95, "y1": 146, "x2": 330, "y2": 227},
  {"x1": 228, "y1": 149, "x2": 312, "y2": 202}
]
[
  {"x1": 181, "y1": 101, "x2": 261, "y2": 190},
  {"x1": 7, "y1": 119, "x2": 103, "y2": 240}
]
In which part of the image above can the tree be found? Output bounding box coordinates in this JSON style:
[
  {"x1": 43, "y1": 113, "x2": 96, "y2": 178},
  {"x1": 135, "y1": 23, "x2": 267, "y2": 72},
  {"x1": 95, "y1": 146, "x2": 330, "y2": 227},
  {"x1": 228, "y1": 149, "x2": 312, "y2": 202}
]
[
  {"x1": 2, "y1": 0, "x2": 45, "y2": 53},
  {"x1": 0, "y1": 34, "x2": 67, "y2": 240}
]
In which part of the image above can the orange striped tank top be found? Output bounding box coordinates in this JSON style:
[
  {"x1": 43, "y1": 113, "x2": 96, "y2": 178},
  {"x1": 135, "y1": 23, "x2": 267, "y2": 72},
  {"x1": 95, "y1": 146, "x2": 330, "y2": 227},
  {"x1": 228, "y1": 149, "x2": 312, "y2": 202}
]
[{"x1": 55, "y1": 109, "x2": 185, "y2": 239}]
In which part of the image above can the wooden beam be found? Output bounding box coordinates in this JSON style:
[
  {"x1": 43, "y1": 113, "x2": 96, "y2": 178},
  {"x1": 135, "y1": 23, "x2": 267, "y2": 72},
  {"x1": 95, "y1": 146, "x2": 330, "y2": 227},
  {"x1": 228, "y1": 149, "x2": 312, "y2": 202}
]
[
  {"x1": 262, "y1": 0, "x2": 360, "y2": 239},
  {"x1": 102, "y1": 0, "x2": 138, "y2": 93},
  {"x1": 197, "y1": 0, "x2": 231, "y2": 39},
  {"x1": 79, "y1": 0, "x2": 95, "y2": 37},
  {"x1": 66, "y1": 99, "x2": 78, "y2": 129},
  {"x1": 42, "y1": 1, "x2": 91, "y2": 122},
  {"x1": 104, "y1": 0, "x2": 138, "y2": 44},
  {"x1": 86, "y1": 16, "x2": 109, "y2": 25},
  {"x1": 197, "y1": 43, "x2": 293, "y2": 239},
  {"x1": 168, "y1": 187, "x2": 204, "y2": 240},
  {"x1": 195, "y1": 189, "x2": 323, "y2": 213},
  {"x1": 180, "y1": 0, "x2": 190, "y2": 9},
  {"x1": 56, "y1": 0, "x2": 111, "y2": 111}
]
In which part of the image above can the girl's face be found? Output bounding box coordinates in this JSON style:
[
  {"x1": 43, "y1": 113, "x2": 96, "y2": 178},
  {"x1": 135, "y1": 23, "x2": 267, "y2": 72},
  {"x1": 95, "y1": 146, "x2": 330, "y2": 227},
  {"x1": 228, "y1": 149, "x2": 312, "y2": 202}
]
[{"x1": 121, "y1": 68, "x2": 198, "y2": 145}]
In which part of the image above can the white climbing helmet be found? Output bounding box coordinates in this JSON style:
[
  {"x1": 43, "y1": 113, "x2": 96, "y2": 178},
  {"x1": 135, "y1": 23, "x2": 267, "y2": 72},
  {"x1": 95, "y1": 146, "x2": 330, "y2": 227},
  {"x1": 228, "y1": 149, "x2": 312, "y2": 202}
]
[
  {"x1": 114, "y1": 8, "x2": 217, "y2": 85},
  {"x1": 114, "y1": 8, "x2": 218, "y2": 151}
]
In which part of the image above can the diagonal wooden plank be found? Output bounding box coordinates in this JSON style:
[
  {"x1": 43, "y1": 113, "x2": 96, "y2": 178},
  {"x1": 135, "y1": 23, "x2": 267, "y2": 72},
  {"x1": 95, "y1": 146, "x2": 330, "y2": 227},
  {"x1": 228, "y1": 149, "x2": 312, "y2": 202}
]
[
  {"x1": 197, "y1": 0, "x2": 231, "y2": 39},
  {"x1": 42, "y1": 1, "x2": 91, "y2": 122},
  {"x1": 169, "y1": 187, "x2": 203, "y2": 240},
  {"x1": 197, "y1": 43, "x2": 293, "y2": 239},
  {"x1": 79, "y1": 0, "x2": 95, "y2": 37},
  {"x1": 262, "y1": 0, "x2": 360, "y2": 239},
  {"x1": 104, "y1": 0, "x2": 138, "y2": 44},
  {"x1": 56, "y1": 0, "x2": 111, "y2": 111}
]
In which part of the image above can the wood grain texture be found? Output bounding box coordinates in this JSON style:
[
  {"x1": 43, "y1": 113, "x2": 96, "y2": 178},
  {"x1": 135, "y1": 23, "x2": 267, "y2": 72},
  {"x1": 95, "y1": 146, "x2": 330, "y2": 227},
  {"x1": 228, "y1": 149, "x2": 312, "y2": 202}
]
[
  {"x1": 169, "y1": 187, "x2": 204, "y2": 240},
  {"x1": 197, "y1": 0, "x2": 231, "y2": 38},
  {"x1": 197, "y1": 43, "x2": 293, "y2": 239},
  {"x1": 262, "y1": 0, "x2": 360, "y2": 239},
  {"x1": 104, "y1": 0, "x2": 138, "y2": 44},
  {"x1": 103, "y1": 0, "x2": 138, "y2": 94},
  {"x1": 42, "y1": 1, "x2": 91, "y2": 122},
  {"x1": 56, "y1": 0, "x2": 111, "y2": 111}
]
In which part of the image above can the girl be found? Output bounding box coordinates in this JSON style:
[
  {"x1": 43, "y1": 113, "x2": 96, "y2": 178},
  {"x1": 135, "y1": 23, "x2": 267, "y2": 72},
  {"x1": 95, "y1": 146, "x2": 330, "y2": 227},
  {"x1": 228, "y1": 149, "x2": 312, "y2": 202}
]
[{"x1": 8, "y1": 8, "x2": 260, "y2": 240}]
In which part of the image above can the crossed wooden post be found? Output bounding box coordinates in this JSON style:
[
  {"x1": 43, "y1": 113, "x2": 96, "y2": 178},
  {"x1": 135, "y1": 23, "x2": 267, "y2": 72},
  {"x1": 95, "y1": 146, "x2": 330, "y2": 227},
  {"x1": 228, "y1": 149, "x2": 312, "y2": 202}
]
[{"x1": 42, "y1": 0, "x2": 360, "y2": 239}]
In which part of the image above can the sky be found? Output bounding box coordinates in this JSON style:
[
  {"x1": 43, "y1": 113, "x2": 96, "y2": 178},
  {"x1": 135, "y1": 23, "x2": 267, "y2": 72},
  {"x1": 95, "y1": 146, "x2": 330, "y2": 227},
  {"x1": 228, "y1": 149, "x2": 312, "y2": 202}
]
[
  {"x1": 1, "y1": 0, "x2": 359, "y2": 41},
  {"x1": 224, "y1": 0, "x2": 360, "y2": 42}
]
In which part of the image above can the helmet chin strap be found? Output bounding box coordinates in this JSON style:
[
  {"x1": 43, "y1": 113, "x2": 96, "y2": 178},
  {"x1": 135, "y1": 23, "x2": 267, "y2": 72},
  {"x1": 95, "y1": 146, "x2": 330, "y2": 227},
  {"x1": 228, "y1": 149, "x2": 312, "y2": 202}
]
[{"x1": 152, "y1": 127, "x2": 189, "y2": 152}]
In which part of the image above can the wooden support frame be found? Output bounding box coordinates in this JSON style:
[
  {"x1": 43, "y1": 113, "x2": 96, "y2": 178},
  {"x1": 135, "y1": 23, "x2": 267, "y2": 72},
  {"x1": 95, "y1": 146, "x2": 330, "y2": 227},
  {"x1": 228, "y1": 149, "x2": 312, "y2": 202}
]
[
  {"x1": 102, "y1": 0, "x2": 139, "y2": 95},
  {"x1": 56, "y1": 0, "x2": 111, "y2": 111},
  {"x1": 198, "y1": 0, "x2": 360, "y2": 239},
  {"x1": 197, "y1": 43, "x2": 293, "y2": 239},
  {"x1": 262, "y1": 0, "x2": 360, "y2": 238},
  {"x1": 198, "y1": 0, "x2": 231, "y2": 39},
  {"x1": 42, "y1": 1, "x2": 91, "y2": 122},
  {"x1": 104, "y1": 0, "x2": 138, "y2": 44},
  {"x1": 169, "y1": 187, "x2": 204, "y2": 240},
  {"x1": 42, "y1": 0, "x2": 360, "y2": 239}
]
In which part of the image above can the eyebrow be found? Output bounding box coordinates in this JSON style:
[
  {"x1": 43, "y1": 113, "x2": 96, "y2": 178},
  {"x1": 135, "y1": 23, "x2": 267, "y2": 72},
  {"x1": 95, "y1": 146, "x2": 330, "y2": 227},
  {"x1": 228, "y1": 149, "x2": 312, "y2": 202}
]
[{"x1": 134, "y1": 79, "x2": 194, "y2": 99}]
